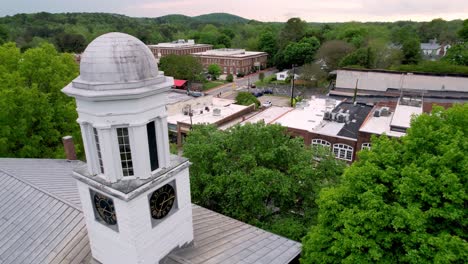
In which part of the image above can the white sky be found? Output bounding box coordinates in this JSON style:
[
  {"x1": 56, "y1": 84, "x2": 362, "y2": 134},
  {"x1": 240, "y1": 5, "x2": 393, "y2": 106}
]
[{"x1": 1, "y1": 0, "x2": 467, "y2": 22}]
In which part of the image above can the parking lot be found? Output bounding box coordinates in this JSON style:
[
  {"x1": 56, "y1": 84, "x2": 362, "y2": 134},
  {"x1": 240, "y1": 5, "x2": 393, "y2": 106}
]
[{"x1": 258, "y1": 95, "x2": 291, "y2": 107}]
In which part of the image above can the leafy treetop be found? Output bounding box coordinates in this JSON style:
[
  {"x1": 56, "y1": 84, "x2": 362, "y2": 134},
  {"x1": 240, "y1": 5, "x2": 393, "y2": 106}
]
[{"x1": 302, "y1": 104, "x2": 468, "y2": 263}]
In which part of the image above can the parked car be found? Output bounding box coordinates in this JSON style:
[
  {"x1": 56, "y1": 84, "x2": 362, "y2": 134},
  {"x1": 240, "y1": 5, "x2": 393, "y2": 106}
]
[
  {"x1": 264, "y1": 88, "x2": 273, "y2": 94},
  {"x1": 262, "y1": 100, "x2": 272, "y2": 108},
  {"x1": 188, "y1": 90, "x2": 204, "y2": 97},
  {"x1": 251, "y1": 90, "x2": 263, "y2": 97}
]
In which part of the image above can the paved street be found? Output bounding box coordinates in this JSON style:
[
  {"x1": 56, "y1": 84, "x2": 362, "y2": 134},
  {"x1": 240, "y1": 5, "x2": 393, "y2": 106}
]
[{"x1": 205, "y1": 69, "x2": 277, "y2": 96}]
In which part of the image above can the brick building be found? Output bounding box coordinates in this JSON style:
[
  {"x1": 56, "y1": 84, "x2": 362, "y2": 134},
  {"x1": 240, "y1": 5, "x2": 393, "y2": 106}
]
[
  {"x1": 273, "y1": 97, "x2": 373, "y2": 163},
  {"x1": 148, "y1": 39, "x2": 212, "y2": 62},
  {"x1": 191, "y1": 48, "x2": 268, "y2": 75}
]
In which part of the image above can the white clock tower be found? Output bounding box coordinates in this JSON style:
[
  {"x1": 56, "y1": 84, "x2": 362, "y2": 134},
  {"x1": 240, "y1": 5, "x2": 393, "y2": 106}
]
[{"x1": 62, "y1": 32, "x2": 193, "y2": 264}]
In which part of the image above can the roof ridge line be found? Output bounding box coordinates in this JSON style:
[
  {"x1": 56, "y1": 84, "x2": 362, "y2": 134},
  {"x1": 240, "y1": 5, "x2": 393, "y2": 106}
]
[{"x1": 0, "y1": 168, "x2": 83, "y2": 212}]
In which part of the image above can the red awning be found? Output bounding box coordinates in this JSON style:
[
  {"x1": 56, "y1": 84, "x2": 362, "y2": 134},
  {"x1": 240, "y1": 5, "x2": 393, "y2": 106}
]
[{"x1": 174, "y1": 79, "x2": 187, "y2": 87}]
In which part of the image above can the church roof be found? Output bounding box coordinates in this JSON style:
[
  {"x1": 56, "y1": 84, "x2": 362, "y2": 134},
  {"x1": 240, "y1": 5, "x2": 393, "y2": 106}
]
[{"x1": 0, "y1": 159, "x2": 301, "y2": 264}]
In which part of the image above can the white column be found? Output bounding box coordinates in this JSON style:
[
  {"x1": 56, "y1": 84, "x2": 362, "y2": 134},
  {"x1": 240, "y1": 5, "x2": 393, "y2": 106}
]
[
  {"x1": 130, "y1": 125, "x2": 151, "y2": 179},
  {"x1": 156, "y1": 116, "x2": 171, "y2": 168},
  {"x1": 99, "y1": 127, "x2": 120, "y2": 183},
  {"x1": 79, "y1": 122, "x2": 98, "y2": 175}
]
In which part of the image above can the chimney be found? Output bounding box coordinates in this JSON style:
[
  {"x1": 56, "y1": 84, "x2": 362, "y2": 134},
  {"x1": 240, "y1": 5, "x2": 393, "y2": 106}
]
[{"x1": 62, "y1": 136, "x2": 77, "y2": 160}]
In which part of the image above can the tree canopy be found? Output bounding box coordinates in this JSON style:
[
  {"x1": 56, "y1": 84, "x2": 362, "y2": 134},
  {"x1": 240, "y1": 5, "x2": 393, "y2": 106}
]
[
  {"x1": 302, "y1": 104, "x2": 468, "y2": 263},
  {"x1": 0, "y1": 42, "x2": 81, "y2": 158},
  {"x1": 159, "y1": 54, "x2": 203, "y2": 82},
  {"x1": 235, "y1": 91, "x2": 260, "y2": 108},
  {"x1": 183, "y1": 123, "x2": 346, "y2": 241}
]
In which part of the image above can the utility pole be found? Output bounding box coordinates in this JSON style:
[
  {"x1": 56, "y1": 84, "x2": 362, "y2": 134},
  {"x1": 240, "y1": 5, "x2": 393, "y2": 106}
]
[
  {"x1": 353, "y1": 79, "x2": 359, "y2": 104},
  {"x1": 290, "y1": 65, "x2": 296, "y2": 107}
]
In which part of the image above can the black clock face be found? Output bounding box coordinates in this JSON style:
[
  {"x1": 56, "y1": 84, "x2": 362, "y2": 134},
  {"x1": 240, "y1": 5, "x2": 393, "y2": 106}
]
[
  {"x1": 93, "y1": 192, "x2": 117, "y2": 225},
  {"x1": 150, "y1": 184, "x2": 176, "y2": 220}
]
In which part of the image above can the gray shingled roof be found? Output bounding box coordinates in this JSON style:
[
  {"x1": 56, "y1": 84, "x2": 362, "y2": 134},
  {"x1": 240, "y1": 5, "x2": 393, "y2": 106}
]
[
  {"x1": 0, "y1": 159, "x2": 301, "y2": 264},
  {"x1": 0, "y1": 158, "x2": 83, "y2": 207},
  {"x1": 165, "y1": 206, "x2": 301, "y2": 264},
  {"x1": 0, "y1": 169, "x2": 91, "y2": 264}
]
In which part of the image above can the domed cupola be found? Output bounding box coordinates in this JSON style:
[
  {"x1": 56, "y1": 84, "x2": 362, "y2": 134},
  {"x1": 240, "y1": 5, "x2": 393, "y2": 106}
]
[
  {"x1": 62, "y1": 32, "x2": 174, "y2": 182},
  {"x1": 64, "y1": 32, "x2": 171, "y2": 100}
]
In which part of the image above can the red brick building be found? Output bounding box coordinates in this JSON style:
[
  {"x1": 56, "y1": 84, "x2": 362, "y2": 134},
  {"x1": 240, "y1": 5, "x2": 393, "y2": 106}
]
[
  {"x1": 191, "y1": 49, "x2": 268, "y2": 75},
  {"x1": 148, "y1": 40, "x2": 212, "y2": 62}
]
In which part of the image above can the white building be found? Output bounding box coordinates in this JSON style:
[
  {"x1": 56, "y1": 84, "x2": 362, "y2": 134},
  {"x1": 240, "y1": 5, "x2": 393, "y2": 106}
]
[{"x1": 333, "y1": 69, "x2": 468, "y2": 98}]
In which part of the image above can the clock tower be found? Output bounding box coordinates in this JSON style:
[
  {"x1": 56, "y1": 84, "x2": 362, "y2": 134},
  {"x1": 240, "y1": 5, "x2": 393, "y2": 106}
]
[{"x1": 62, "y1": 32, "x2": 193, "y2": 264}]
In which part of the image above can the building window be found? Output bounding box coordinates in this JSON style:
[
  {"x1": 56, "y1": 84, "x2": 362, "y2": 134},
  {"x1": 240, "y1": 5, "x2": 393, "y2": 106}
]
[
  {"x1": 333, "y1": 144, "x2": 353, "y2": 161},
  {"x1": 117, "y1": 127, "x2": 133, "y2": 176},
  {"x1": 361, "y1": 143, "x2": 371, "y2": 150},
  {"x1": 312, "y1": 139, "x2": 331, "y2": 148},
  {"x1": 146, "y1": 121, "x2": 159, "y2": 171},
  {"x1": 93, "y1": 128, "x2": 104, "y2": 174}
]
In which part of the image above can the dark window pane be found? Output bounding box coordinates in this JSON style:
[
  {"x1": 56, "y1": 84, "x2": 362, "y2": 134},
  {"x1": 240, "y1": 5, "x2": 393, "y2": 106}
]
[{"x1": 146, "y1": 121, "x2": 159, "y2": 171}]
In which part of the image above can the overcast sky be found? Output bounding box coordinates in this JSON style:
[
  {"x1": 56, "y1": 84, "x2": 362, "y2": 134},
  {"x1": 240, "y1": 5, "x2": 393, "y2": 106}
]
[{"x1": 1, "y1": 0, "x2": 467, "y2": 22}]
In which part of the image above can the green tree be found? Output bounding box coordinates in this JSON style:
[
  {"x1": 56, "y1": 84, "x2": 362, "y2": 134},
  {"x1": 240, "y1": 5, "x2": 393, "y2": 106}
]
[
  {"x1": 443, "y1": 43, "x2": 468, "y2": 66},
  {"x1": 458, "y1": 19, "x2": 468, "y2": 42},
  {"x1": 282, "y1": 37, "x2": 321, "y2": 66},
  {"x1": 159, "y1": 54, "x2": 203, "y2": 82},
  {"x1": 0, "y1": 42, "x2": 81, "y2": 158},
  {"x1": 302, "y1": 104, "x2": 468, "y2": 263},
  {"x1": 54, "y1": 33, "x2": 87, "y2": 53},
  {"x1": 299, "y1": 63, "x2": 327, "y2": 82},
  {"x1": 184, "y1": 123, "x2": 345, "y2": 241},
  {"x1": 226, "y1": 73, "x2": 234, "y2": 82},
  {"x1": 0, "y1": 25, "x2": 8, "y2": 44},
  {"x1": 315, "y1": 40, "x2": 355, "y2": 71},
  {"x1": 258, "y1": 31, "x2": 278, "y2": 62},
  {"x1": 235, "y1": 91, "x2": 260, "y2": 108},
  {"x1": 402, "y1": 37, "x2": 422, "y2": 64},
  {"x1": 258, "y1": 72, "x2": 265, "y2": 82},
  {"x1": 278, "y1": 17, "x2": 307, "y2": 48},
  {"x1": 340, "y1": 47, "x2": 376, "y2": 68},
  {"x1": 207, "y1": 64, "x2": 222, "y2": 80}
]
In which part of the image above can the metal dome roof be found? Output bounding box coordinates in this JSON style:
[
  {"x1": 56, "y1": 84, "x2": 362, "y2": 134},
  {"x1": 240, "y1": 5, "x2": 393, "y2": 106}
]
[{"x1": 79, "y1": 32, "x2": 158, "y2": 84}]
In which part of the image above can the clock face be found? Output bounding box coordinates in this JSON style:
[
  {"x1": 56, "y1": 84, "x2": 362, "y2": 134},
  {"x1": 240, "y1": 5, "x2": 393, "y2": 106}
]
[
  {"x1": 150, "y1": 184, "x2": 176, "y2": 220},
  {"x1": 93, "y1": 192, "x2": 117, "y2": 225}
]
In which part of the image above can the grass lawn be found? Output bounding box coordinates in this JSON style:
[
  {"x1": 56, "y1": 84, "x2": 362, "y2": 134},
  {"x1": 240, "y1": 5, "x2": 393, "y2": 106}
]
[{"x1": 202, "y1": 81, "x2": 225, "y2": 91}]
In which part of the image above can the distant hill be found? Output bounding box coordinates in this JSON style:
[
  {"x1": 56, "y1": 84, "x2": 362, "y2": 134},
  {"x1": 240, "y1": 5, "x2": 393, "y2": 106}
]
[
  {"x1": 154, "y1": 14, "x2": 194, "y2": 25},
  {"x1": 193, "y1": 13, "x2": 249, "y2": 24}
]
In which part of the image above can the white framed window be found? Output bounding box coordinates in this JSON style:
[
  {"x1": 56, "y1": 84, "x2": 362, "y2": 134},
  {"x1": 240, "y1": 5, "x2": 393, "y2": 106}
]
[
  {"x1": 93, "y1": 128, "x2": 104, "y2": 174},
  {"x1": 361, "y1": 143, "x2": 371, "y2": 150},
  {"x1": 333, "y1": 143, "x2": 354, "y2": 161},
  {"x1": 116, "y1": 127, "x2": 134, "y2": 176},
  {"x1": 312, "y1": 139, "x2": 331, "y2": 149}
]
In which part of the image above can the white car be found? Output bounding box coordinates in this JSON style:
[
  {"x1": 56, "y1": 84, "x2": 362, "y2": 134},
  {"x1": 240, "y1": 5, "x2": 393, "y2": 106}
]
[{"x1": 262, "y1": 101, "x2": 272, "y2": 108}]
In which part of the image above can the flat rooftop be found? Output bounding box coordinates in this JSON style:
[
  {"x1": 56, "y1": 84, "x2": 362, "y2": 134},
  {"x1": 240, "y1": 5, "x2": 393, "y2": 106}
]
[
  {"x1": 391, "y1": 100, "x2": 423, "y2": 130},
  {"x1": 359, "y1": 106, "x2": 406, "y2": 138},
  {"x1": 242, "y1": 106, "x2": 293, "y2": 125},
  {"x1": 168, "y1": 100, "x2": 248, "y2": 126},
  {"x1": 274, "y1": 98, "x2": 338, "y2": 132},
  {"x1": 192, "y1": 48, "x2": 267, "y2": 58},
  {"x1": 274, "y1": 98, "x2": 373, "y2": 140},
  {"x1": 148, "y1": 41, "x2": 212, "y2": 49}
]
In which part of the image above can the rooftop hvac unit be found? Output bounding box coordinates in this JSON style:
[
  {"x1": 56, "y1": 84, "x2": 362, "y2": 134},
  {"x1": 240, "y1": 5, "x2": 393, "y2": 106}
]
[
  {"x1": 331, "y1": 112, "x2": 337, "y2": 120},
  {"x1": 323, "y1": 111, "x2": 332, "y2": 120},
  {"x1": 213, "y1": 108, "x2": 221, "y2": 116},
  {"x1": 344, "y1": 113, "x2": 350, "y2": 123},
  {"x1": 380, "y1": 107, "x2": 391, "y2": 116},
  {"x1": 337, "y1": 114, "x2": 345, "y2": 123},
  {"x1": 374, "y1": 110, "x2": 381, "y2": 117}
]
